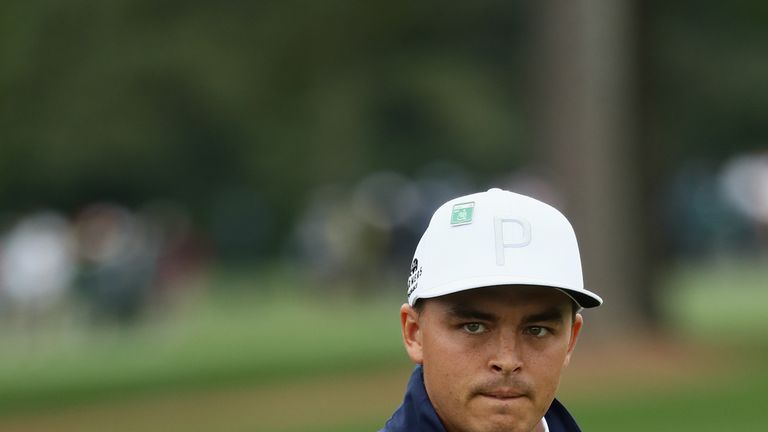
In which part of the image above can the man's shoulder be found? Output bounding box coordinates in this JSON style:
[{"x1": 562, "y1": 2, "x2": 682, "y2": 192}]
[
  {"x1": 380, "y1": 366, "x2": 446, "y2": 432},
  {"x1": 544, "y1": 398, "x2": 582, "y2": 432}
]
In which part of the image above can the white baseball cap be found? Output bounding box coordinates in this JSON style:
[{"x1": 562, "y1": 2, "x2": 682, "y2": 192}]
[{"x1": 407, "y1": 188, "x2": 602, "y2": 308}]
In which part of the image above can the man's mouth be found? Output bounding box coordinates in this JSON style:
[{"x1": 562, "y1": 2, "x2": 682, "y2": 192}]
[{"x1": 478, "y1": 388, "x2": 526, "y2": 400}]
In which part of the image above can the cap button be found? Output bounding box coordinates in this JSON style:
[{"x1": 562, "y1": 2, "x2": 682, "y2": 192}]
[{"x1": 487, "y1": 187, "x2": 503, "y2": 193}]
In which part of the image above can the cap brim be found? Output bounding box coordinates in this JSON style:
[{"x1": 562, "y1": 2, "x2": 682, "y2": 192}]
[
  {"x1": 412, "y1": 278, "x2": 603, "y2": 309},
  {"x1": 553, "y1": 287, "x2": 603, "y2": 309}
]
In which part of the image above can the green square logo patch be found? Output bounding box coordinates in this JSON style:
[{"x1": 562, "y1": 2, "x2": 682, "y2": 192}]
[{"x1": 450, "y1": 202, "x2": 475, "y2": 226}]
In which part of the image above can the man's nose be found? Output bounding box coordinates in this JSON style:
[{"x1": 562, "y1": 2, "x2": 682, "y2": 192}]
[{"x1": 488, "y1": 331, "x2": 523, "y2": 375}]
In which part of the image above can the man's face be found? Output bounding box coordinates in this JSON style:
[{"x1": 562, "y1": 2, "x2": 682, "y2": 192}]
[{"x1": 400, "y1": 286, "x2": 583, "y2": 432}]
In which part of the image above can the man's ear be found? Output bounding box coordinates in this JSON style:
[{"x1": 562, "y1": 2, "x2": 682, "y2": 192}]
[
  {"x1": 400, "y1": 303, "x2": 424, "y2": 364},
  {"x1": 563, "y1": 313, "x2": 583, "y2": 368}
]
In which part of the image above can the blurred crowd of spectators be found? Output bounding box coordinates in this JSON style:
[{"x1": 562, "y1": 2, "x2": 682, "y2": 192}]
[
  {"x1": 291, "y1": 152, "x2": 768, "y2": 295},
  {"x1": 0, "y1": 202, "x2": 209, "y2": 325},
  {"x1": 2, "y1": 152, "x2": 766, "y2": 324},
  {"x1": 288, "y1": 161, "x2": 565, "y2": 294},
  {"x1": 664, "y1": 151, "x2": 768, "y2": 258}
]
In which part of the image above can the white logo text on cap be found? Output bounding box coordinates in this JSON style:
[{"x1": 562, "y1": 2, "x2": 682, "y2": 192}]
[{"x1": 494, "y1": 217, "x2": 532, "y2": 265}]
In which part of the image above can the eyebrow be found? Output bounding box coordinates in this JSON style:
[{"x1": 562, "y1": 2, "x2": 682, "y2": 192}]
[
  {"x1": 522, "y1": 308, "x2": 566, "y2": 325},
  {"x1": 446, "y1": 304, "x2": 567, "y2": 324},
  {"x1": 447, "y1": 305, "x2": 498, "y2": 322}
]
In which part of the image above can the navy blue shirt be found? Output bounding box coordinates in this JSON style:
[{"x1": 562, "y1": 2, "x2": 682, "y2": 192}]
[{"x1": 381, "y1": 366, "x2": 582, "y2": 432}]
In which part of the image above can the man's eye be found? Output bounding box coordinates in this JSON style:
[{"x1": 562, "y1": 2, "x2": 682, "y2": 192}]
[
  {"x1": 462, "y1": 323, "x2": 487, "y2": 334},
  {"x1": 526, "y1": 326, "x2": 550, "y2": 337}
]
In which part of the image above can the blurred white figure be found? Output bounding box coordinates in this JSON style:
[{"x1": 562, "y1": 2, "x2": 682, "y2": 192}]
[
  {"x1": 720, "y1": 152, "x2": 768, "y2": 225},
  {"x1": 0, "y1": 212, "x2": 76, "y2": 310}
]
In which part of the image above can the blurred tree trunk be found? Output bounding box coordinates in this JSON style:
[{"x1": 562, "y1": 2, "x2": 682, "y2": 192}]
[{"x1": 526, "y1": 0, "x2": 661, "y2": 334}]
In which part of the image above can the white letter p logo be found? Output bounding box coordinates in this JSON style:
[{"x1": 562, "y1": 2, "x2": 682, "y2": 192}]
[{"x1": 495, "y1": 218, "x2": 532, "y2": 266}]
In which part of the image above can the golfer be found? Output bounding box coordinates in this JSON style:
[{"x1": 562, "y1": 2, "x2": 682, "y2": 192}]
[{"x1": 381, "y1": 188, "x2": 602, "y2": 432}]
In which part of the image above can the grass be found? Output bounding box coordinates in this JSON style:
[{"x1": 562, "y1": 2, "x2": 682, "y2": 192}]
[
  {"x1": 573, "y1": 346, "x2": 768, "y2": 431},
  {"x1": 0, "y1": 268, "x2": 406, "y2": 414},
  {"x1": 664, "y1": 256, "x2": 768, "y2": 338}
]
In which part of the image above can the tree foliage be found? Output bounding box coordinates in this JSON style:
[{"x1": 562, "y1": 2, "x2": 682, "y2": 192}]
[{"x1": 0, "y1": 0, "x2": 765, "y2": 255}]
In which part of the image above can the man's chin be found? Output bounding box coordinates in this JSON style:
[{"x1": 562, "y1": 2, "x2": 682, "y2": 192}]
[{"x1": 466, "y1": 416, "x2": 539, "y2": 432}]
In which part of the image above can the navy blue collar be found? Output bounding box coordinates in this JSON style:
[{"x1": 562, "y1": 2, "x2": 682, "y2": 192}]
[{"x1": 381, "y1": 366, "x2": 582, "y2": 432}]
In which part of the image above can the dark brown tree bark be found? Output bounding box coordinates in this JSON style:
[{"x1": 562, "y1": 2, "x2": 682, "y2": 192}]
[{"x1": 525, "y1": 0, "x2": 660, "y2": 335}]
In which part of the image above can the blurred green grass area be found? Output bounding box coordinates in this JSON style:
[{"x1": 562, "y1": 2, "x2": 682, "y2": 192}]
[
  {"x1": 0, "y1": 266, "x2": 407, "y2": 413},
  {"x1": 572, "y1": 363, "x2": 768, "y2": 432},
  {"x1": 663, "y1": 256, "x2": 768, "y2": 338},
  {"x1": 0, "y1": 257, "x2": 766, "y2": 431}
]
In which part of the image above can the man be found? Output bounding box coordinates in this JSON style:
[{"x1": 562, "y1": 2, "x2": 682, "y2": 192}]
[{"x1": 382, "y1": 188, "x2": 602, "y2": 432}]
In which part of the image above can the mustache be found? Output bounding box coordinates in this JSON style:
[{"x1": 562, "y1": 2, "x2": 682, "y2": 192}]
[{"x1": 471, "y1": 377, "x2": 534, "y2": 397}]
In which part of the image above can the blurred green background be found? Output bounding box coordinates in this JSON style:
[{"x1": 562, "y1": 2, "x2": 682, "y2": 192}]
[{"x1": 1, "y1": 1, "x2": 767, "y2": 431}]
